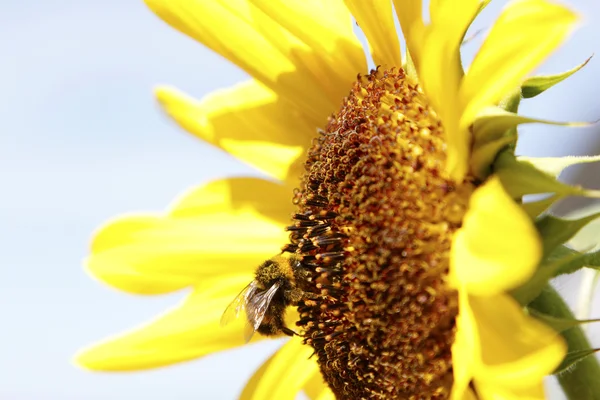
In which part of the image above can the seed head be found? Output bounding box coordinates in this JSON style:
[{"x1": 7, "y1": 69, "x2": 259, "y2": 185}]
[{"x1": 285, "y1": 68, "x2": 475, "y2": 399}]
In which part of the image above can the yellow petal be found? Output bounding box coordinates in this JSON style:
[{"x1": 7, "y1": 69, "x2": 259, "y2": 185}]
[
  {"x1": 463, "y1": 389, "x2": 479, "y2": 400},
  {"x1": 240, "y1": 336, "x2": 318, "y2": 400},
  {"x1": 156, "y1": 82, "x2": 312, "y2": 182},
  {"x1": 86, "y1": 213, "x2": 284, "y2": 294},
  {"x1": 314, "y1": 389, "x2": 336, "y2": 400},
  {"x1": 344, "y1": 0, "x2": 402, "y2": 67},
  {"x1": 451, "y1": 288, "x2": 479, "y2": 400},
  {"x1": 428, "y1": 0, "x2": 482, "y2": 34},
  {"x1": 418, "y1": 0, "x2": 482, "y2": 181},
  {"x1": 450, "y1": 176, "x2": 542, "y2": 295},
  {"x1": 87, "y1": 178, "x2": 291, "y2": 294},
  {"x1": 392, "y1": 0, "x2": 425, "y2": 69},
  {"x1": 237, "y1": 348, "x2": 278, "y2": 399},
  {"x1": 145, "y1": 0, "x2": 364, "y2": 124},
  {"x1": 470, "y1": 294, "x2": 566, "y2": 392},
  {"x1": 251, "y1": 0, "x2": 366, "y2": 106},
  {"x1": 75, "y1": 275, "x2": 256, "y2": 371},
  {"x1": 460, "y1": 0, "x2": 578, "y2": 128},
  {"x1": 167, "y1": 177, "x2": 294, "y2": 224},
  {"x1": 304, "y1": 367, "x2": 334, "y2": 400},
  {"x1": 476, "y1": 382, "x2": 545, "y2": 400},
  {"x1": 452, "y1": 292, "x2": 562, "y2": 400}
]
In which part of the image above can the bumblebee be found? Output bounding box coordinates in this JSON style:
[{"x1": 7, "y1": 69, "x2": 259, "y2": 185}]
[{"x1": 221, "y1": 254, "x2": 311, "y2": 342}]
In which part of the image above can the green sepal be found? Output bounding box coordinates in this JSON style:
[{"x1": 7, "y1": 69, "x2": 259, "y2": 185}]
[
  {"x1": 470, "y1": 87, "x2": 522, "y2": 179},
  {"x1": 498, "y1": 87, "x2": 522, "y2": 114},
  {"x1": 568, "y1": 203, "x2": 600, "y2": 250},
  {"x1": 522, "y1": 194, "x2": 563, "y2": 219},
  {"x1": 554, "y1": 348, "x2": 600, "y2": 375},
  {"x1": 513, "y1": 245, "x2": 600, "y2": 305},
  {"x1": 576, "y1": 269, "x2": 600, "y2": 323},
  {"x1": 556, "y1": 248, "x2": 600, "y2": 276},
  {"x1": 495, "y1": 151, "x2": 580, "y2": 198},
  {"x1": 528, "y1": 287, "x2": 600, "y2": 398},
  {"x1": 567, "y1": 205, "x2": 600, "y2": 321},
  {"x1": 522, "y1": 56, "x2": 593, "y2": 99},
  {"x1": 471, "y1": 135, "x2": 516, "y2": 179},
  {"x1": 511, "y1": 248, "x2": 582, "y2": 305},
  {"x1": 546, "y1": 244, "x2": 579, "y2": 263},
  {"x1": 528, "y1": 308, "x2": 600, "y2": 333},
  {"x1": 536, "y1": 213, "x2": 600, "y2": 258},
  {"x1": 513, "y1": 210, "x2": 600, "y2": 305},
  {"x1": 518, "y1": 155, "x2": 600, "y2": 178},
  {"x1": 472, "y1": 109, "x2": 591, "y2": 179},
  {"x1": 474, "y1": 107, "x2": 590, "y2": 147}
]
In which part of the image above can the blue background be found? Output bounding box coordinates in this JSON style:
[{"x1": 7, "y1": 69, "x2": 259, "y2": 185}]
[{"x1": 1, "y1": 0, "x2": 599, "y2": 399}]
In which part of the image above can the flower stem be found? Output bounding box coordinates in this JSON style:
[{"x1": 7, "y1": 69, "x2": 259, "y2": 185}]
[{"x1": 529, "y1": 285, "x2": 600, "y2": 400}]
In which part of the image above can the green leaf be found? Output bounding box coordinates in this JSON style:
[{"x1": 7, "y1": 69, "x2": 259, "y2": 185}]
[
  {"x1": 528, "y1": 309, "x2": 600, "y2": 333},
  {"x1": 555, "y1": 348, "x2": 600, "y2": 375},
  {"x1": 536, "y1": 213, "x2": 600, "y2": 257},
  {"x1": 522, "y1": 56, "x2": 593, "y2": 99},
  {"x1": 518, "y1": 155, "x2": 600, "y2": 178}
]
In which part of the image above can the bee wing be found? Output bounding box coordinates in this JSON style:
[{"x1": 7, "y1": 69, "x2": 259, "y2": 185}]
[
  {"x1": 243, "y1": 321, "x2": 256, "y2": 343},
  {"x1": 243, "y1": 282, "x2": 281, "y2": 343},
  {"x1": 220, "y1": 281, "x2": 258, "y2": 327}
]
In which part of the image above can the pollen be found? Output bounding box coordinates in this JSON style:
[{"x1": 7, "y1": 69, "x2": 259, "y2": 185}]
[{"x1": 284, "y1": 68, "x2": 475, "y2": 399}]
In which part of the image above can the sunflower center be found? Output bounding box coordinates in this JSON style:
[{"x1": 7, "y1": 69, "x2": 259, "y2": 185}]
[{"x1": 284, "y1": 68, "x2": 475, "y2": 399}]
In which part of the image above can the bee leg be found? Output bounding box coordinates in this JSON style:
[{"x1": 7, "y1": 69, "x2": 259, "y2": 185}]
[
  {"x1": 285, "y1": 287, "x2": 306, "y2": 304},
  {"x1": 301, "y1": 290, "x2": 320, "y2": 300},
  {"x1": 282, "y1": 327, "x2": 298, "y2": 337},
  {"x1": 286, "y1": 288, "x2": 321, "y2": 304}
]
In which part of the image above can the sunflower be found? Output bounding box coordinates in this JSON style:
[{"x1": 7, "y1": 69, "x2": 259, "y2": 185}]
[{"x1": 76, "y1": 0, "x2": 600, "y2": 399}]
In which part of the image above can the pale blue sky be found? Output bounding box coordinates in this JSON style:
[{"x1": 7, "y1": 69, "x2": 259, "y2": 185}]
[{"x1": 1, "y1": 1, "x2": 599, "y2": 399}]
